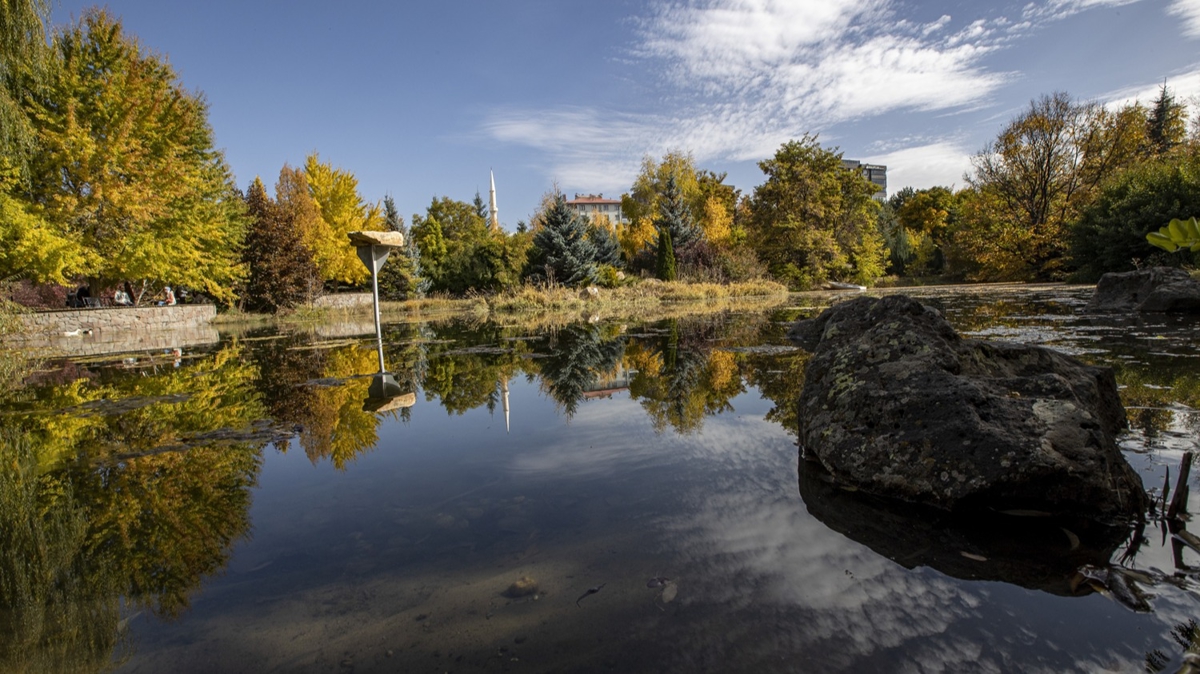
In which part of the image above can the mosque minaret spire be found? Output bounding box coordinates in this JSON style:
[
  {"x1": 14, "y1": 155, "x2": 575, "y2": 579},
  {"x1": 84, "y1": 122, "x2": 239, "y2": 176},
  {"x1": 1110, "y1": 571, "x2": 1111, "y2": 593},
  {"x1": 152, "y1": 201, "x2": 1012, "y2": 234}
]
[{"x1": 489, "y1": 170, "x2": 499, "y2": 231}]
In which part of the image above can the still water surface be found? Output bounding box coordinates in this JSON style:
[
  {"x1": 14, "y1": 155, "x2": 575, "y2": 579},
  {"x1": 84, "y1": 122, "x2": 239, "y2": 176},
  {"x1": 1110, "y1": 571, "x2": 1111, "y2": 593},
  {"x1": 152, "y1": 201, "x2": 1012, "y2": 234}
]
[{"x1": 2, "y1": 285, "x2": 1198, "y2": 673}]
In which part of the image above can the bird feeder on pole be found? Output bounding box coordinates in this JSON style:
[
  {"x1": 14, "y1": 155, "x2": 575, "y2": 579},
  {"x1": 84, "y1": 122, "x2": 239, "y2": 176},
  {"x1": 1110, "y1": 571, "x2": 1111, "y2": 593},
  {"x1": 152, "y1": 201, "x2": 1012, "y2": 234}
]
[{"x1": 348, "y1": 230, "x2": 411, "y2": 409}]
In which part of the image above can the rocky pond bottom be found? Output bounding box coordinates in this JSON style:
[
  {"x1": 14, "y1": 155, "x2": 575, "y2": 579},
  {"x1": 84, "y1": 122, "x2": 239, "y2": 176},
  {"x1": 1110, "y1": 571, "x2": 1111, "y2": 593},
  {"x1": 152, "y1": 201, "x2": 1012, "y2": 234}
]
[{"x1": 2, "y1": 285, "x2": 1198, "y2": 673}]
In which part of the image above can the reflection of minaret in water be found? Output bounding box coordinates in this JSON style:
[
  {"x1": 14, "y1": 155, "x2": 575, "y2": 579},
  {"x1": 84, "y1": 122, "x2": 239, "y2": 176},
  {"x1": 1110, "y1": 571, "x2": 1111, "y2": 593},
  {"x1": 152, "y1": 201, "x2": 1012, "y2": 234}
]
[
  {"x1": 501, "y1": 376, "x2": 510, "y2": 433},
  {"x1": 489, "y1": 170, "x2": 499, "y2": 231}
]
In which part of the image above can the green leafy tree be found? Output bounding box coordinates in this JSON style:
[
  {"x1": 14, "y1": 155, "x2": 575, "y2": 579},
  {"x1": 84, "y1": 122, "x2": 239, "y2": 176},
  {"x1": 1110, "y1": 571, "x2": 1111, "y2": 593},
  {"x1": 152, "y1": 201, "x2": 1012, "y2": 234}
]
[
  {"x1": 888, "y1": 186, "x2": 960, "y2": 277},
  {"x1": 241, "y1": 177, "x2": 319, "y2": 313},
  {"x1": 621, "y1": 151, "x2": 704, "y2": 227},
  {"x1": 656, "y1": 228, "x2": 677, "y2": 281},
  {"x1": 747, "y1": 135, "x2": 886, "y2": 288},
  {"x1": 0, "y1": 0, "x2": 50, "y2": 171},
  {"x1": 411, "y1": 196, "x2": 523, "y2": 294},
  {"x1": 17, "y1": 10, "x2": 248, "y2": 300},
  {"x1": 412, "y1": 212, "x2": 448, "y2": 287},
  {"x1": 965, "y1": 93, "x2": 1146, "y2": 280},
  {"x1": 1070, "y1": 153, "x2": 1200, "y2": 278},
  {"x1": 527, "y1": 194, "x2": 597, "y2": 287}
]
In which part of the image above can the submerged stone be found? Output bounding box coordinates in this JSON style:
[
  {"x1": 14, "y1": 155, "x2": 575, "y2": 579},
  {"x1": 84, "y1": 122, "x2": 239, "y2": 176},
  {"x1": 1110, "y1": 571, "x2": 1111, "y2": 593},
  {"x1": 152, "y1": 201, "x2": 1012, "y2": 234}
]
[{"x1": 787, "y1": 294, "x2": 1147, "y2": 524}]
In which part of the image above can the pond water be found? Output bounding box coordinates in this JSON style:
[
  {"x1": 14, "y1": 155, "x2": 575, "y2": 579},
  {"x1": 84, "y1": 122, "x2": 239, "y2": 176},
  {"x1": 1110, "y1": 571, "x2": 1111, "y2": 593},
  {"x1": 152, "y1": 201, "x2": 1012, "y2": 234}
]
[{"x1": 2, "y1": 285, "x2": 1198, "y2": 673}]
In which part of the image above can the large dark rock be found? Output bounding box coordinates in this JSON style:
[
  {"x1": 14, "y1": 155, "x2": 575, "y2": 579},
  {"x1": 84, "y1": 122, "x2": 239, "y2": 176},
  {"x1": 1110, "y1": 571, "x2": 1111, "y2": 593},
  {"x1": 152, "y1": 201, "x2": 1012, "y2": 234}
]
[
  {"x1": 788, "y1": 294, "x2": 1147, "y2": 524},
  {"x1": 1086, "y1": 266, "x2": 1200, "y2": 313}
]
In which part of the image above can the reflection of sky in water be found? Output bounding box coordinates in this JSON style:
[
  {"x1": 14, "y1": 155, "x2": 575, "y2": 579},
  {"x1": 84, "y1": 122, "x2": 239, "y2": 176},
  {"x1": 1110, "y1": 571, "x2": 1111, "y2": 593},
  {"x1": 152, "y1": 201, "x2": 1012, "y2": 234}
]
[
  {"x1": 115, "y1": 371, "x2": 1197, "y2": 673},
  {"x1": 15, "y1": 287, "x2": 1197, "y2": 673}
]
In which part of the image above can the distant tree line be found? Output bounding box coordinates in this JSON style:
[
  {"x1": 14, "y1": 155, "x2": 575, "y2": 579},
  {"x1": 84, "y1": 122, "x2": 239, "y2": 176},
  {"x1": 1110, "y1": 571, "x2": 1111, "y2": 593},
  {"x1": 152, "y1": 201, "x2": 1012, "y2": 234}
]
[{"x1": 3, "y1": 3, "x2": 1198, "y2": 312}]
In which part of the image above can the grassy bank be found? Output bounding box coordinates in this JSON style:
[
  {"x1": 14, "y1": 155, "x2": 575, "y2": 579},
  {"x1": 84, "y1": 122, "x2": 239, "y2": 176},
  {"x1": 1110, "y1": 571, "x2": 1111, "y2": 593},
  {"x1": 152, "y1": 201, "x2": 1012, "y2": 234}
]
[{"x1": 210, "y1": 280, "x2": 791, "y2": 332}]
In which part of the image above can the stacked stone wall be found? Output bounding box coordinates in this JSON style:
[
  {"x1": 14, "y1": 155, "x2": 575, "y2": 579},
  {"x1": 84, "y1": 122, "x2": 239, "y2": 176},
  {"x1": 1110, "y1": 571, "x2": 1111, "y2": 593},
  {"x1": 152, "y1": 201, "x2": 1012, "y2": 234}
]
[
  {"x1": 8, "y1": 305, "x2": 220, "y2": 357},
  {"x1": 310, "y1": 293, "x2": 373, "y2": 309},
  {"x1": 13, "y1": 305, "x2": 216, "y2": 339}
]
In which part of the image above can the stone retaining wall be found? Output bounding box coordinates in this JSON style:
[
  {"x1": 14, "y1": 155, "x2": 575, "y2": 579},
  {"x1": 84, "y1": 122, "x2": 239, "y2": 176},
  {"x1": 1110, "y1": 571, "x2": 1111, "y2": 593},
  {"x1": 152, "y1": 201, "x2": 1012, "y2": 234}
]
[
  {"x1": 310, "y1": 293, "x2": 373, "y2": 309},
  {"x1": 13, "y1": 304, "x2": 216, "y2": 340}
]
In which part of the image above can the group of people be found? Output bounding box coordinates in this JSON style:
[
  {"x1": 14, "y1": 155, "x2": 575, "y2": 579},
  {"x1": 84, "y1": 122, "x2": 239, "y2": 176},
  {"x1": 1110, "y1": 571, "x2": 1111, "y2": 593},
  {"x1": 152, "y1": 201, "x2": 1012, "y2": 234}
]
[{"x1": 69, "y1": 283, "x2": 177, "y2": 308}]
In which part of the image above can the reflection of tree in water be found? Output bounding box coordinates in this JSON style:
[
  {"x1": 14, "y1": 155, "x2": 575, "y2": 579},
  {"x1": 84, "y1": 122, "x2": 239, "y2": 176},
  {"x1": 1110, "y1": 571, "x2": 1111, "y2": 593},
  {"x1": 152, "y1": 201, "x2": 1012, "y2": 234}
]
[
  {"x1": 0, "y1": 428, "x2": 127, "y2": 674},
  {"x1": 383, "y1": 323, "x2": 432, "y2": 423},
  {"x1": 420, "y1": 321, "x2": 530, "y2": 416},
  {"x1": 253, "y1": 333, "x2": 329, "y2": 451},
  {"x1": 537, "y1": 323, "x2": 627, "y2": 417},
  {"x1": 295, "y1": 346, "x2": 387, "y2": 470},
  {"x1": 626, "y1": 318, "x2": 747, "y2": 434},
  {"x1": 1145, "y1": 619, "x2": 1200, "y2": 673},
  {"x1": 0, "y1": 346, "x2": 268, "y2": 673},
  {"x1": 1111, "y1": 360, "x2": 1200, "y2": 439},
  {"x1": 253, "y1": 334, "x2": 415, "y2": 470},
  {"x1": 742, "y1": 350, "x2": 811, "y2": 437}
]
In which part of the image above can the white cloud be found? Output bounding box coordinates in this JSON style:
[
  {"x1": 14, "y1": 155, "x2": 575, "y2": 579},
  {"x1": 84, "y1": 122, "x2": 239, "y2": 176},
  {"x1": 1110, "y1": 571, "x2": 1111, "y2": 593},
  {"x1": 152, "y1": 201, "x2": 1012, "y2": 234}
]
[
  {"x1": 1169, "y1": 0, "x2": 1200, "y2": 37},
  {"x1": 1022, "y1": 0, "x2": 1144, "y2": 22},
  {"x1": 484, "y1": 0, "x2": 1163, "y2": 195},
  {"x1": 486, "y1": 0, "x2": 1007, "y2": 194},
  {"x1": 1101, "y1": 65, "x2": 1200, "y2": 108},
  {"x1": 866, "y1": 141, "x2": 976, "y2": 191}
]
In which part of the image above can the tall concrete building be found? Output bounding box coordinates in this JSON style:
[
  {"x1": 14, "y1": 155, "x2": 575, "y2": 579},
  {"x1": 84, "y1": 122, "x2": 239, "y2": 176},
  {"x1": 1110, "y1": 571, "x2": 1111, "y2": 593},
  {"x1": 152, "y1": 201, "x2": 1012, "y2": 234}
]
[{"x1": 841, "y1": 160, "x2": 887, "y2": 200}]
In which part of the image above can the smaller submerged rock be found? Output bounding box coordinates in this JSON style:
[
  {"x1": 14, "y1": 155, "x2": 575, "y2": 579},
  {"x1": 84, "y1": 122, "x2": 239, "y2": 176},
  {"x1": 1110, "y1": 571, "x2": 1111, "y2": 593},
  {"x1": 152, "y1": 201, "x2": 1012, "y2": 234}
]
[
  {"x1": 503, "y1": 576, "x2": 538, "y2": 598},
  {"x1": 1086, "y1": 266, "x2": 1200, "y2": 313},
  {"x1": 788, "y1": 294, "x2": 1147, "y2": 524}
]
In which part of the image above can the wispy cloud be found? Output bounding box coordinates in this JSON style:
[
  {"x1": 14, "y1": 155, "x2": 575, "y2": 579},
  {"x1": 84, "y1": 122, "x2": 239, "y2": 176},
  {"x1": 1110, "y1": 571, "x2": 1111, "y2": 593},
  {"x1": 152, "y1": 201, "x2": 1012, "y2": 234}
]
[
  {"x1": 1021, "y1": 0, "x2": 1143, "y2": 22},
  {"x1": 1101, "y1": 64, "x2": 1200, "y2": 108},
  {"x1": 487, "y1": 0, "x2": 1008, "y2": 191},
  {"x1": 484, "y1": 0, "x2": 1161, "y2": 193},
  {"x1": 1169, "y1": 0, "x2": 1200, "y2": 37}
]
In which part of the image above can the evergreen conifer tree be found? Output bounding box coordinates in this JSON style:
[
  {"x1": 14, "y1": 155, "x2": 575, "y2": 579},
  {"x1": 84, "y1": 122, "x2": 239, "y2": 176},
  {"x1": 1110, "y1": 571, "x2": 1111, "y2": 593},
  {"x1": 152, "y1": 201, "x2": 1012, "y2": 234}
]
[
  {"x1": 656, "y1": 228, "x2": 677, "y2": 281},
  {"x1": 242, "y1": 177, "x2": 319, "y2": 313},
  {"x1": 1146, "y1": 83, "x2": 1187, "y2": 156},
  {"x1": 529, "y1": 195, "x2": 597, "y2": 287},
  {"x1": 655, "y1": 174, "x2": 701, "y2": 250},
  {"x1": 377, "y1": 194, "x2": 427, "y2": 300},
  {"x1": 589, "y1": 222, "x2": 622, "y2": 267}
]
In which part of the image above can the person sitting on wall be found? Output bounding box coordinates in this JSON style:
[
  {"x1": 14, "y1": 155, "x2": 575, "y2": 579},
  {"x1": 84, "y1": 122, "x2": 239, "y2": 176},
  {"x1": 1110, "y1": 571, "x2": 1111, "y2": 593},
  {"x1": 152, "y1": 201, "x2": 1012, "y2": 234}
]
[
  {"x1": 158, "y1": 286, "x2": 176, "y2": 306},
  {"x1": 113, "y1": 288, "x2": 132, "y2": 305}
]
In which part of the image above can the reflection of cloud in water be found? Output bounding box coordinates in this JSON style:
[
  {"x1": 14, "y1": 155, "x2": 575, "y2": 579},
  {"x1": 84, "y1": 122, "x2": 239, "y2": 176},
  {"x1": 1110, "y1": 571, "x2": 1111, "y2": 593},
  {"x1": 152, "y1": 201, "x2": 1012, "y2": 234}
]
[
  {"x1": 506, "y1": 393, "x2": 692, "y2": 478},
  {"x1": 635, "y1": 409, "x2": 1152, "y2": 673}
]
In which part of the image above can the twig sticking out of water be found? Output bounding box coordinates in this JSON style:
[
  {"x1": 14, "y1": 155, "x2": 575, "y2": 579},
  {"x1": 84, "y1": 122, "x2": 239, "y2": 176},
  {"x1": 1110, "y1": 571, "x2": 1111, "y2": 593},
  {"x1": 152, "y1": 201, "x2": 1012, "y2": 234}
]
[{"x1": 1166, "y1": 452, "x2": 1194, "y2": 522}]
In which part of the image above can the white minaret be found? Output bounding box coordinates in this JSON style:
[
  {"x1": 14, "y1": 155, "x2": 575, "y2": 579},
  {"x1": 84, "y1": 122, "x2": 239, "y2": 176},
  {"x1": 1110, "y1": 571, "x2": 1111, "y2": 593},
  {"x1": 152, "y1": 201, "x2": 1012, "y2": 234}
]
[
  {"x1": 489, "y1": 170, "x2": 499, "y2": 231},
  {"x1": 501, "y1": 376, "x2": 510, "y2": 433}
]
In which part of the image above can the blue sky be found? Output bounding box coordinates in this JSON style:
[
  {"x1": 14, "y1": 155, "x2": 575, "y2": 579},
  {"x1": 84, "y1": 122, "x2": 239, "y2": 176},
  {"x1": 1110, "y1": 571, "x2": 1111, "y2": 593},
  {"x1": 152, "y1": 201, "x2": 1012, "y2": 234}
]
[{"x1": 50, "y1": 0, "x2": 1200, "y2": 229}]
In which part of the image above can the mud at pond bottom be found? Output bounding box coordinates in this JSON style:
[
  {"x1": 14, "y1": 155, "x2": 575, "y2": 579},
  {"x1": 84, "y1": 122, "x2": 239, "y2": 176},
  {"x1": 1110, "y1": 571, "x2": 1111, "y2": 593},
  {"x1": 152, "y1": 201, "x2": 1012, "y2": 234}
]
[{"x1": 114, "y1": 527, "x2": 686, "y2": 673}]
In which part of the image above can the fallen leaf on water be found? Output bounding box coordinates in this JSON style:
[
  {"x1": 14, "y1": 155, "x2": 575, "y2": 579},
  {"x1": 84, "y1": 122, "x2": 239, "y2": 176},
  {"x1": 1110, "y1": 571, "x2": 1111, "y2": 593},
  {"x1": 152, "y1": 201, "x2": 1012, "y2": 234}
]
[
  {"x1": 1061, "y1": 528, "x2": 1080, "y2": 551},
  {"x1": 960, "y1": 551, "x2": 988, "y2": 562}
]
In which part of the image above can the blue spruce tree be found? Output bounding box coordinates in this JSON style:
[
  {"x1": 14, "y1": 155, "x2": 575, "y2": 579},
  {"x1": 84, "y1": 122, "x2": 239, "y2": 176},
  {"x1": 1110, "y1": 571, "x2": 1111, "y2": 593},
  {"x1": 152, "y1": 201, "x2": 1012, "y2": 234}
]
[
  {"x1": 655, "y1": 174, "x2": 700, "y2": 251},
  {"x1": 530, "y1": 195, "x2": 597, "y2": 287}
]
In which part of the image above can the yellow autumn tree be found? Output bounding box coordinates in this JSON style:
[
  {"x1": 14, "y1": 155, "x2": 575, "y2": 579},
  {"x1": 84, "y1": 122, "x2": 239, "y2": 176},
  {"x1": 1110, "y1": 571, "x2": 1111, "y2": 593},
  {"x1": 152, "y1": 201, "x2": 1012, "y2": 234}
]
[
  {"x1": 17, "y1": 10, "x2": 246, "y2": 300},
  {"x1": 303, "y1": 153, "x2": 384, "y2": 285}
]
